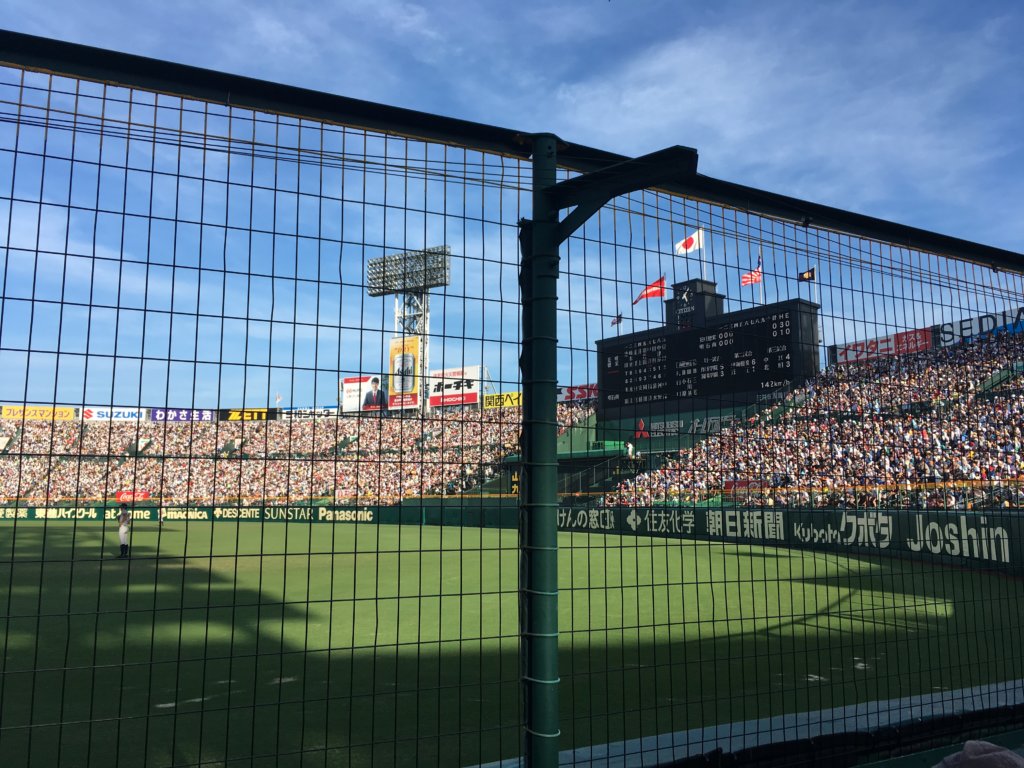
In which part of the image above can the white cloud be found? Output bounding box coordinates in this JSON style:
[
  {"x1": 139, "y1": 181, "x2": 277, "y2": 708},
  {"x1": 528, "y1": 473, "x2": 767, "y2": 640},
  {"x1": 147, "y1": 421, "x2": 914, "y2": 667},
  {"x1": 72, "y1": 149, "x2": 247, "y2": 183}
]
[{"x1": 546, "y1": 7, "x2": 1015, "y2": 218}]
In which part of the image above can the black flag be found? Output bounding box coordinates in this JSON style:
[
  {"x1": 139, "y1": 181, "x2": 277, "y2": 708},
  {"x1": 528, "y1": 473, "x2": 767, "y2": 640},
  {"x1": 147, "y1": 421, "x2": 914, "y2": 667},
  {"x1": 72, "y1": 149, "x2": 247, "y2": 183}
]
[{"x1": 797, "y1": 267, "x2": 816, "y2": 282}]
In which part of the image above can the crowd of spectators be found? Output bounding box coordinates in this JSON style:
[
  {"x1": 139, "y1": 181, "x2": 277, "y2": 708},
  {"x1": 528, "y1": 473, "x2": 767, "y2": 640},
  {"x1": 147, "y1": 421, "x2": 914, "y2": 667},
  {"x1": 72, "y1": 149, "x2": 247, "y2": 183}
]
[
  {"x1": 603, "y1": 331, "x2": 1024, "y2": 509},
  {"x1": 4, "y1": 326, "x2": 1022, "y2": 512},
  {"x1": 0, "y1": 402, "x2": 593, "y2": 506}
]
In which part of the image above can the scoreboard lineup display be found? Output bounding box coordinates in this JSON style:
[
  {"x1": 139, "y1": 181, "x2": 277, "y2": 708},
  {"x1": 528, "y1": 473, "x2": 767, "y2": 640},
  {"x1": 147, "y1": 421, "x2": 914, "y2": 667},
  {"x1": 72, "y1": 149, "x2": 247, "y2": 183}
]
[{"x1": 598, "y1": 281, "x2": 819, "y2": 416}]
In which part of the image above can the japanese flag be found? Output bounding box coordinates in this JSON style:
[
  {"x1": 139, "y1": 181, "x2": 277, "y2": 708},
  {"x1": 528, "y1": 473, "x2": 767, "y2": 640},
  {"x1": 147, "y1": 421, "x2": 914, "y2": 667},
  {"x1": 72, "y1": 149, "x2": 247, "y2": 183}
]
[{"x1": 674, "y1": 229, "x2": 703, "y2": 255}]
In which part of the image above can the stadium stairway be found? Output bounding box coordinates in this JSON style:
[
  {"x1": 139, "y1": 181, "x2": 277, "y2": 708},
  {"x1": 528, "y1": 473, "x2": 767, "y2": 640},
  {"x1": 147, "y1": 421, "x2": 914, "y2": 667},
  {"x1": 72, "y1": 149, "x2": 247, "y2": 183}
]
[
  {"x1": 557, "y1": 411, "x2": 597, "y2": 454},
  {"x1": 557, "y1": 454, "x2": 646, "y2": 495},
  {"x1": 760, "y1": 391, "x2": 807, "y2": 425},
  {"x1": 554, "y1": 412, "x2": 644, "y2": 495},
  {"x1": 978, "y1": 361, "x2": 1024, "y2": 392},
  {"x1": 0, "y1": 425, "x2": 20, "y2": 454}
]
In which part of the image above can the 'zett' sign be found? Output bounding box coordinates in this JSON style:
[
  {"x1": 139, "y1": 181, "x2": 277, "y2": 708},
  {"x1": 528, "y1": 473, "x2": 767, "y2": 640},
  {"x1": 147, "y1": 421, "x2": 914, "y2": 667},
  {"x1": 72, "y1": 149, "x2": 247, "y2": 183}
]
[{"x1": 218, "y1": 408, "x2": 278, "y2": 421}]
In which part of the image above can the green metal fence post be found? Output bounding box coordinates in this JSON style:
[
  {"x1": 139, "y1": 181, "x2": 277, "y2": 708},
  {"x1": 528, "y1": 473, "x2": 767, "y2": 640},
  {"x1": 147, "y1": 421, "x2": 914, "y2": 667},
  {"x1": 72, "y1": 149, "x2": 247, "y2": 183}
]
[
  {"x1": 518, "y1": 138, "x2": 699, "y2": 766},
  {"x1": 520, "y1": 133, "x2": 561, "y2": 766}
]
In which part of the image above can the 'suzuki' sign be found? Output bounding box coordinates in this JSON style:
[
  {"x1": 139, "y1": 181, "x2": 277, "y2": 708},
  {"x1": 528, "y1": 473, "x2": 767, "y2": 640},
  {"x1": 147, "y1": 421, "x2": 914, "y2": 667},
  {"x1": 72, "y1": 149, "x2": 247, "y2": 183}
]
[{"x1": 82, "y1": 407, "x2": 146, "y2": 420}]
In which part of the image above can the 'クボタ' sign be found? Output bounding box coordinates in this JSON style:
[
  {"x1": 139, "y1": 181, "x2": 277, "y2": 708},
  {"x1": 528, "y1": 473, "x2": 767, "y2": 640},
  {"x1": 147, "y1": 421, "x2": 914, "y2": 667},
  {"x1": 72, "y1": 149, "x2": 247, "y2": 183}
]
[{"x1": 557, "y1": 506, "x2": 1017, "y2": 572}]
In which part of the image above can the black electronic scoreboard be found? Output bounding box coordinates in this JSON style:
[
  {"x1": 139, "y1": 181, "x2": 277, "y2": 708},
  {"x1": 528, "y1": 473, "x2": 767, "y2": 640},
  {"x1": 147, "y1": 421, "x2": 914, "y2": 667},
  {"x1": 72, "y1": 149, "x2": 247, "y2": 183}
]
[{"x1": 598, "y1": 285, "x2": 819, "y2": 417}]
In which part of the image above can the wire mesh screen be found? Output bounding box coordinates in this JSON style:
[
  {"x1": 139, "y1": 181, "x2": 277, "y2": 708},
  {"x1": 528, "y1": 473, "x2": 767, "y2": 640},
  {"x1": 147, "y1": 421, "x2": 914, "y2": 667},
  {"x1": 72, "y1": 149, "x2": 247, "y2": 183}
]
[
  {"x1": 2, "y1": 52, "x2": 1024, "y2": 768},
  {"x1": 0, "y1": 65, "x2": 527, "y2": 767},
  {"x1": 558, "y1": 187, "x2": 1024, "y2": 763}
]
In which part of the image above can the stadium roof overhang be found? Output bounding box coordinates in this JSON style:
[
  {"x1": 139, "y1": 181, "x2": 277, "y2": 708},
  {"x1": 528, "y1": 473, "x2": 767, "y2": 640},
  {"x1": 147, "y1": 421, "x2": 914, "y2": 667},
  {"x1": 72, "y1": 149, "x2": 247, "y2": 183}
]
[{"x1": 2, "y1": 29, "x2": 1022, "y2": 274}]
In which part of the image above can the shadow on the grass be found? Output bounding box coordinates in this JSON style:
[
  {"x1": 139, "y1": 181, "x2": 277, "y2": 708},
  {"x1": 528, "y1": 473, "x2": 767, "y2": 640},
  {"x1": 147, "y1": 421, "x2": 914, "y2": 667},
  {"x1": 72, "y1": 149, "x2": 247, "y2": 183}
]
[
  {"x1": 0, "y1": 522, "x2": 523, "y2": 768},
  {"x1": 2, "y1": 525, "x2": 1023, "y2": 768}
]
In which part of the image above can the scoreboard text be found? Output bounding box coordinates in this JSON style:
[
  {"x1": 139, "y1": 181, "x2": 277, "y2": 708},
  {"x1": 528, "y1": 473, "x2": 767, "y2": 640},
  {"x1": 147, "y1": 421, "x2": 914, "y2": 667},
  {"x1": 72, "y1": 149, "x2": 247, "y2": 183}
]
[{"x1": 599, "y1": 301, "x2": 817, "y2": 411}]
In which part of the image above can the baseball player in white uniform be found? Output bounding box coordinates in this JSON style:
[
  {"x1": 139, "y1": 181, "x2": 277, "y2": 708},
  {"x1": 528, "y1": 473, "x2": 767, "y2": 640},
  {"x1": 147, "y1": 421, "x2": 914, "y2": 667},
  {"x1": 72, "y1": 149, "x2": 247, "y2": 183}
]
[{"x1": 117, "y1": 503, "x2": 132, "y2": 558}]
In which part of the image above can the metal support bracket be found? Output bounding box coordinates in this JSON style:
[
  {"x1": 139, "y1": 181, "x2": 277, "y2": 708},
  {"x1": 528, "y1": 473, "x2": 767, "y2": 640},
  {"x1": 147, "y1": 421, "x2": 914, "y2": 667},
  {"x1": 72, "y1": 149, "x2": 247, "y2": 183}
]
[{"x1": 549, "y1": 145, "x2": 699, "y2": 245}]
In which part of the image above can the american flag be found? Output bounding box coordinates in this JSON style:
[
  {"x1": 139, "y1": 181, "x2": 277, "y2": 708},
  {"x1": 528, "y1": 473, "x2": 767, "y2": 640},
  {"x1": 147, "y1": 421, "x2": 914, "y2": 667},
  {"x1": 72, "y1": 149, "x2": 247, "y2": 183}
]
[
  {"x1": 610, "y1": 313, "x2": 623, "y2": 326},
  {"x1": 741, "y1": 253, "x2": 763, "y2": 286}
]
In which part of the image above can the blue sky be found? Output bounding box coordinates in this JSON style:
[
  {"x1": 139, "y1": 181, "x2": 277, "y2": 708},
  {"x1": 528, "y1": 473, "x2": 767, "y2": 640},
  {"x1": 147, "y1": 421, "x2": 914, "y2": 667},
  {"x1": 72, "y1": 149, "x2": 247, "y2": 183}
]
[
  {"x1": 1, "y1": 1, "x2": 1023, "y2": 408},
  {"x1": 5, "y1": 0, "x2": 1021, "y2": 250}
]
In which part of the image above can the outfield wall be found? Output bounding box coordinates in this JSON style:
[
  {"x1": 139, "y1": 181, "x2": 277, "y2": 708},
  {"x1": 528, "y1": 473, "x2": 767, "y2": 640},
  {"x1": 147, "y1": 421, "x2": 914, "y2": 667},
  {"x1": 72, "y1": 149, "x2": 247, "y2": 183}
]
[
  {"x1": 557, "y1": 505, "x2": 1020, "y2": 573},
  {"x1": 4, "y1": 499, "x2": 1020, "y2": 575}
]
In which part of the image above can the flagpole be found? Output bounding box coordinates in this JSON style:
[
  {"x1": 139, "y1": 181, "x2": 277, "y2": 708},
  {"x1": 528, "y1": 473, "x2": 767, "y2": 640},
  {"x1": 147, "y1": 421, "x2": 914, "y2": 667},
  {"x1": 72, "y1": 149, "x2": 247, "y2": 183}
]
[{"x1": 758, "y1": 247, "x2": 764, "y2": 305}]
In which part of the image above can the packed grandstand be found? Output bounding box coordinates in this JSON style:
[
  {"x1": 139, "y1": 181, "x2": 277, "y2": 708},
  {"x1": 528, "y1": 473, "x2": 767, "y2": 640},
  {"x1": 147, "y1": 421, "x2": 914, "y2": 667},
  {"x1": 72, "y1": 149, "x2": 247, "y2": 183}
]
[
  {"x1": 603, "y1": 329, "x2": 1024, "y2": 510},
  {"x1": 0, "y1": 330, "x2": 1022, "y2": 509},
  {"x1": 0, "y1": 401, "x2": 593, "y2": 506}
]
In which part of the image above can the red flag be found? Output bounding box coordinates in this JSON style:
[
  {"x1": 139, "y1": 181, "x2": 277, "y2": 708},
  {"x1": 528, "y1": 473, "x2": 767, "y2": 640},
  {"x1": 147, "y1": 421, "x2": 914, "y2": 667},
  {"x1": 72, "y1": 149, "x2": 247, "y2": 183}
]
[
  {"x1": 741, "y1": 253, "x2": 763, "y2": 286},
  {"x1": 632, "y1": 276, "x2": 666, "y2": 305}
]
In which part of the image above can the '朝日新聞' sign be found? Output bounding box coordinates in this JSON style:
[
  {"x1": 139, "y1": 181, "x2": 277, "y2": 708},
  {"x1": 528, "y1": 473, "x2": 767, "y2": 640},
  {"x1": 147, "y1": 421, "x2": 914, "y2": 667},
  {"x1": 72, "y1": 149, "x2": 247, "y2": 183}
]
[{"x1": 557, "y1": 506, "x2": 1017, "y2": 571}]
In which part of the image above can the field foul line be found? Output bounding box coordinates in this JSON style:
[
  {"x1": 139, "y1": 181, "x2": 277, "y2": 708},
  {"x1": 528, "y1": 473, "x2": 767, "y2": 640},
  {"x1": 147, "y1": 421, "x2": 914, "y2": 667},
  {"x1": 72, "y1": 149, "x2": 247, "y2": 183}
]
[{"x1": 476, "y1": 677, "x2": 1024, "y2": 768}]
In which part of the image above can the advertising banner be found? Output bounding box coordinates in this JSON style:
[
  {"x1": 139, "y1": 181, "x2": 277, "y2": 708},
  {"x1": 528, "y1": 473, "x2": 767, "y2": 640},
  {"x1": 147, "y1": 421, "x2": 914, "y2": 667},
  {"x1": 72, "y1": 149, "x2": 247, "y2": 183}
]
[
  {"x1": 218, "y1": 408, "x2": 279, "y2": 422},
  {"x1": 723, "y1": 479, "x2": 767, "y2": 493},
  {"x1": 484, "y1": 391, "x2": 522, "y2": 409},
  {"x1": 3, "y1": 505, "x2": 377, "y2": 524},
  {"x1": 1, "y1": 405, "x2": 78, "y2": 421},
  {"x1": 557, "y1": 384, "x2": 598, "y2": 403},
  {"x1": 428, "y1": 365, "x2": 481, "y2": 408},
  {"x1": 115, "y1": 490, "x2": 151, "y2": 503},
  {"x1": 388, "y1": 336, "x2": 420, "y2": 410},
  {"x1": 833, "y1": 328, "x2": 933, "y2": 365},
  {"x1": 280, "y1": 406, "x2": 339, "y2": 419},
  {"x1": 557, "y1": 506, "x2": 1018, "y2": 571},
  {"x1": 6, "y1": 499, "x2": 1021, "y2": 574},
  {"x1": 342, "y1": 375, "x2": 387, "y2": 413},
  {"x1": 149, "y1": 408, "x2": 216, "y2": 422},
  {"x1": 82, "y1": 407, "x2": 147, "y2": 421},
  {"x1": 937, "y1": 305, "x2": 1024, "y2": 347}
]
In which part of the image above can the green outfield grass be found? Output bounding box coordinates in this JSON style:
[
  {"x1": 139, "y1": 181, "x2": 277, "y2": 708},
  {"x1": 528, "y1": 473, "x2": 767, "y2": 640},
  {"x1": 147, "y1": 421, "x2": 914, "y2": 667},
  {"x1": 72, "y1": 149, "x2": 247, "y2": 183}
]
[{"x1": 1, "y1": 520, "x2": 1023, "y2": 767}]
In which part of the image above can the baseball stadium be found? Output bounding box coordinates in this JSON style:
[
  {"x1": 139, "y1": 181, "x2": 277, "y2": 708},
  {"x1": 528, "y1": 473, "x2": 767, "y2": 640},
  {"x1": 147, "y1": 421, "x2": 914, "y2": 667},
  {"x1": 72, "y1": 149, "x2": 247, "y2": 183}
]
[{"x1": 2, "y1": 31, "x2": 1024, "y2": 768}]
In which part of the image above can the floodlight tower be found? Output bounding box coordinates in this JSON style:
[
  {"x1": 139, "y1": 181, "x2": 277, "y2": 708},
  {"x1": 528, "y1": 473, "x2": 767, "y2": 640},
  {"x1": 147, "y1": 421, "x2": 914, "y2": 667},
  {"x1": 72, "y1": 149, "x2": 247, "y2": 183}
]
[{"x1": 366, "y1": 246, "x2": 452, "y2": 413}]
